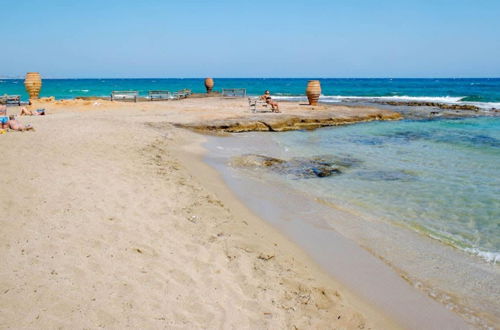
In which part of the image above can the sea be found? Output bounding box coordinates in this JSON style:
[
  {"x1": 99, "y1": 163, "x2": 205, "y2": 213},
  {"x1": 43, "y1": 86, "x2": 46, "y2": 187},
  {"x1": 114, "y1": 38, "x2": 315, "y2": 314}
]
[
  {"x1": 1, "y1": 77, "x2": 500, "y2": 108},
  {"x1": 2, "y1": 78, "x2": 499, "y2": 325}
]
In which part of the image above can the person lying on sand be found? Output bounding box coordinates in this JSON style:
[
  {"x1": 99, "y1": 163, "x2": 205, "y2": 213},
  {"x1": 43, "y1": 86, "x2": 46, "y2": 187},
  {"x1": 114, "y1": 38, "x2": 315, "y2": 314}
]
[
  {"x1": 0, "y1": 105, "x2": 8, "y2": 129},
  {"x1": 7, "y1": 116, "x2": 34, "y2": 131},
  {"x1": 20, "y1": 107, "x2": 45, "y2": 116},
  {"x1": 260, "y1": 90, "x2": 280, "y2": 113}
]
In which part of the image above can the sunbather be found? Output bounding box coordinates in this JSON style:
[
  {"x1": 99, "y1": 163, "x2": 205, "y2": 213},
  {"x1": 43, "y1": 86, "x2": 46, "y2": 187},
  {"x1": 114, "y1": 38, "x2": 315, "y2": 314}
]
[
  {"x1": 7, "y1": 116, "x2": 34, "y2": 131},
  {"x1": 0, "y1": 105, "x2": 8, "y2": 129},
  {"x1": 260, "y1": 90, "x2": 280, "y2": 113},
  {"x1": 20, "y1": 107, "x2": 45, "y2": 116}
]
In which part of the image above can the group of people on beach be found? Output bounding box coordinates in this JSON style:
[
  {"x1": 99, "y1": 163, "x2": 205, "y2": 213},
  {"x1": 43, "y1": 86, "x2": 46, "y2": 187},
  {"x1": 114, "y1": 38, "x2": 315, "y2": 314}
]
[{"x1": 0, "y1": 105, "x2": 42, "y2": 133}]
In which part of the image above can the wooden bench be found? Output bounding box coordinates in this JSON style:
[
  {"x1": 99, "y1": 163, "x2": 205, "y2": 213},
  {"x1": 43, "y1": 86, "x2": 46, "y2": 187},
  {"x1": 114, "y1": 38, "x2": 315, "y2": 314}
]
[
  {"x1": 0, "y1": 95, "x2": 21, "y2": 106},
  {"x1": 148, "y1": 90, "x2": 171, "y2": 101},
  {"x1": 248, "y1": 97, "x2": 269, "y2": 113},
  {"x1": 111, "y1": 91, "x2": 138, "y2": 102},
  {"x1": 222, "y1": 88, "x2": 246, "y2": 98}
]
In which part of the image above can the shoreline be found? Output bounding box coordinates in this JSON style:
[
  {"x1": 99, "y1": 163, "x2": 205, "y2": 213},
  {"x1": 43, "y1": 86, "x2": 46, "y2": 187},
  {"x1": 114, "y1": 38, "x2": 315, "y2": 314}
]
[
  {"x1": 202, "y1": 131, "x2": 497, "y2": 329},
  {"x1": 202, "y1": 138, "x2": 471, "y2": 329},
  {"x1": 170, "y1": 130, "x2": 399, "y2": 328}
]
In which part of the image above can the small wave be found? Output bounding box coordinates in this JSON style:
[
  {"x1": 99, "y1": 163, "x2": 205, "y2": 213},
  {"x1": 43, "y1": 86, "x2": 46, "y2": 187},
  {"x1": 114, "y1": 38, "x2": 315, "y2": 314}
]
[
  {"x1": 409, "y1": 224, "x2": 500, "y2": 264},
  {"x1": 274, "y1": 95, "x2": 500, "y2": 110},
  {"x1": 69, "y1": 89, "x2": 89, "y2": 93},
  {"x1": 273, "y1": 95, "x2": 464, "y2": 103},
  {"x1": 272, "y1": 95, "x2": 310, "y2": 102},
  {"x1": 465, "y1": 248, "x2": 500, "y2": 264},
  {"x1": 330, "y1": 95, "x2": 465, "y2": 103}
]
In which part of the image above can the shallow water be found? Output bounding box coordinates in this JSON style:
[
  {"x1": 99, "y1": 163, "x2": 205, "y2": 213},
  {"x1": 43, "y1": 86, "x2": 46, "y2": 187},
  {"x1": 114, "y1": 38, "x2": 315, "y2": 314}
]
[
  {"x1": 204, "y1": 117, "x2": 500, "y2": 326},
  {"x1": 221, "y1": 117, "x2": 500, "y2": 262}
]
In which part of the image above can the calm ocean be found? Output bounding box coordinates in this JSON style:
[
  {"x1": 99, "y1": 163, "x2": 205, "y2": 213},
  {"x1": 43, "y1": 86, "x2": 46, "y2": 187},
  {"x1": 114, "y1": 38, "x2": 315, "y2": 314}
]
[{"x1": 1, "y1": 78, "x2": 500, "y2": 108}]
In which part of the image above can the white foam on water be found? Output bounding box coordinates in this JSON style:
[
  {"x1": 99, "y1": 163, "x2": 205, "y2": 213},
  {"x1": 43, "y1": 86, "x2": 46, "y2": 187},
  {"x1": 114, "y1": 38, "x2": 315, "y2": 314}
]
[
  {"x1": 465, "y1": 248, "x2": 500, "y2": 264},
  {"x1": 339, "y1": 95, "x2": 465, "y2": 103},
  {"x1": 273, "y1": 95, "x2": 500, "y2": 110},
  {"x1": 469, "y1": 101, "x2": 500, "y2": 110},
  {"x1": 272, "y1": 95, "x2": 309, "y2": 102}
]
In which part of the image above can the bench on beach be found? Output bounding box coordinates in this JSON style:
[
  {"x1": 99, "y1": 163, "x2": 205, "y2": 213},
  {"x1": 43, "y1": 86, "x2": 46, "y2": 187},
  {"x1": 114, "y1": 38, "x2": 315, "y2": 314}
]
[
  {"x1": 172, "y1": 89, "x2": 192, "y2": 100},
  {"x1": 0, "y1": 95, "x2": 21, "y2": 106},
  {"x1": 222, "y1": 88, "x2": 246, "y2": 98},
  {"x1": 111, "y1": 90, "x2": 138, "y2": 102},
  {"x1": 248, "y1": 97, "x2": 269, "y2": 113},
  {"x1": 148, "y1": 90, "x2": 171, "y2": 101},
  {"x1": 180, "y1": 89, "x2": 192, "y2": 97}
]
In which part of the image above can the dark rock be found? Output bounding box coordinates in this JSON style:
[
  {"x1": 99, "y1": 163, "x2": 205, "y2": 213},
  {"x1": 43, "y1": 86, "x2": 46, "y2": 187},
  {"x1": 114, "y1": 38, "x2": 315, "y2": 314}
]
[{"x1": 310, "y1": 166, "x2": 341, "y2": 177}]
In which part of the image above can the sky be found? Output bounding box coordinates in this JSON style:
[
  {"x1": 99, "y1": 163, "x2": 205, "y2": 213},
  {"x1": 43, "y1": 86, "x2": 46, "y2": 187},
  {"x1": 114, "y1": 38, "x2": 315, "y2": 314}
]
[{"x1": 1, "y1": 0, "x2": 499, "y2": 78}]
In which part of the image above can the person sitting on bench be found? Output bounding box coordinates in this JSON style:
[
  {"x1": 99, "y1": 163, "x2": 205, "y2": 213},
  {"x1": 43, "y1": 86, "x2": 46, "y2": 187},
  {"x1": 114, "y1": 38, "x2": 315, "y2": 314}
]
[{"x1": 260, "y1": 90, "x2": 280, "y2": 113}]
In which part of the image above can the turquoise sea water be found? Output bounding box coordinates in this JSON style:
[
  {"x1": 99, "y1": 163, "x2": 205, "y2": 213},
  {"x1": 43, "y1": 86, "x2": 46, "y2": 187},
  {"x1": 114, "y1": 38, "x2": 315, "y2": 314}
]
[
  {"x1": 213, "y1": 117, "x2": 500, "y2": 263},
  {"x1": 1, "y1": 78, "x2": 500, "y2": 107}
]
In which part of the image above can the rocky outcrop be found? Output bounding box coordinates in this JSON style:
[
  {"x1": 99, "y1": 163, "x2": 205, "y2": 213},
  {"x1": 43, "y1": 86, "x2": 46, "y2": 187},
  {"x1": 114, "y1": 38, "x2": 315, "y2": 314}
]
[
  {"x1": 376, "y1": 101, "x2": 481, "y2": 111},
  {"x1": 231, "y1": 154, "x2": 361, "y2": 179},
  {"x1": 176, "y1": 112, "x2": 402, "y2": 133}
]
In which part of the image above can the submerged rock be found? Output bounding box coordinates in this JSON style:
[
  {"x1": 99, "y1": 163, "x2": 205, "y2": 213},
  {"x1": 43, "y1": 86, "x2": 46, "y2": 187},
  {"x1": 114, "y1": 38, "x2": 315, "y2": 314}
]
[
  {"x1": 230, "y1": 154, "x2": 285, "y2": 168},
  {"x1": 376, "y1": 101, "x2": 481, "y2": 111},
  {"x1": 354, "y1": 170, "x2": 417, "y2": 181},
  {"x1": 231, "y1": 154, "x2": 352, "y2": 178}
]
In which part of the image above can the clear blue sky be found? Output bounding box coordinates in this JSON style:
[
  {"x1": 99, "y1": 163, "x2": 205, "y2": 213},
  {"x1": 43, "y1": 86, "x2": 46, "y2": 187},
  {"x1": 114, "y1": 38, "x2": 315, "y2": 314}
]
[{"x1": 1, "y1": 0, "x2": 499, "y2": 78}]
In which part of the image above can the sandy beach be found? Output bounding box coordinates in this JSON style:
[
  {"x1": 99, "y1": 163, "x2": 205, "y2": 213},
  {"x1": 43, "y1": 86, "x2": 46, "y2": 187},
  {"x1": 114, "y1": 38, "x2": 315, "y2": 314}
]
[
  {"x1": 1, "y1": 97, "x2": 481, "y2": 329},
  {"x1": 0, "y1": 98, "x2": 404, "y2": 328}
]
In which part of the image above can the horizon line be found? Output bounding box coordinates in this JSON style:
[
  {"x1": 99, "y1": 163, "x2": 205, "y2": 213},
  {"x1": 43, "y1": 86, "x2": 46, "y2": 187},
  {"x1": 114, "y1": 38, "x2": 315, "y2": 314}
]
[{"x1": 1, "y1": 77, "x2": 500, "y2": 80}]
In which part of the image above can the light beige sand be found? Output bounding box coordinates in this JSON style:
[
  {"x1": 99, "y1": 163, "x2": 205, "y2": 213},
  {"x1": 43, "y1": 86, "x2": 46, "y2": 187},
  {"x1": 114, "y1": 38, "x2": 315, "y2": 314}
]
[
  {"x1": 0, "y1": 100, "x2": 396, "y2": 328},
  {"x1": 25, "y1": 96, "x2": 401, "y2": 127}
]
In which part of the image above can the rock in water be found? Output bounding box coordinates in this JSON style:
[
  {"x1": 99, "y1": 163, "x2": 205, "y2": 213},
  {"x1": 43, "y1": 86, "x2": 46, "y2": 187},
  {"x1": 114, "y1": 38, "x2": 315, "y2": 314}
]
[
  {"x1": 311, "y1": 166, "x2": 341, "y2": 177},
  {"x1": 230, "y1": 154, "x2": 285, "y2": 168},
  {"x1": 354, "y1": 170, "x2": 417, "y2": 181},
  {"x1": 231, "y1": 154, "x2": 344, "y2": 178}
]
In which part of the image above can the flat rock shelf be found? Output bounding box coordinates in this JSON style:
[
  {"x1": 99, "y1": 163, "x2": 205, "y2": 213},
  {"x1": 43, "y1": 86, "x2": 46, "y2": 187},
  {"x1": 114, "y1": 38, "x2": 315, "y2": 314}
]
[{"x1": 175, "y1": 110, "x2": 402, "y2": 133}]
